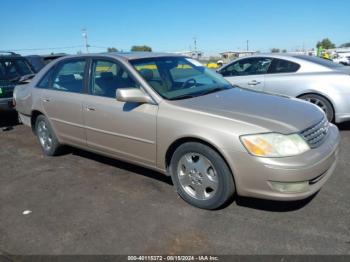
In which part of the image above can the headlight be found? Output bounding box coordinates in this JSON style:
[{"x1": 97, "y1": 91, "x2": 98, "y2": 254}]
[{"x1": 240, "y1": 133, "x2": 310, "y2": 157}]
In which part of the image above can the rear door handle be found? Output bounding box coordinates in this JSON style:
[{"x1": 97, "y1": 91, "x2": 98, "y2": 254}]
[{"x1": 248, "y1": 80, "x2": 261, "y2": 86}]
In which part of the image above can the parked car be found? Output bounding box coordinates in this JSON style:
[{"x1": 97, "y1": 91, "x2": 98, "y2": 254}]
[
  {"x1": 0, "y1": 51, "x2": 35, "y2": 112},
  {"x1": 333, "y1": 55, "x2": 350, "y2": 66},
  {"x1": 218, "y1": 54, "x2": 350, "y2": 123},
  {"x1": 25, "y1": 53, "x2": 67, "y2": 72},
  {"x1": 14, "y1": 53, "x2": 340, "y2": 209}
]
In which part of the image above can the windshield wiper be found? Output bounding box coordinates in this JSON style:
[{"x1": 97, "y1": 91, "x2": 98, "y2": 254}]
[
  {"x1": 169, "y1": 86, "x2": 233, "y2": 100},
  {"x1": 169, "y1": 94, "x2": 197, "y2": 100},
  {"x1": 199, "y1": 86, "x2": 232, "y2": 96}
]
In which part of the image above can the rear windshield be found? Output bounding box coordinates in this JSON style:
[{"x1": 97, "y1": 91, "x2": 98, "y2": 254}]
[
  {"x1": 293, "y1": 55, "x2": 344, "y2": 68},
  {"x1": 0, "y1": 59, "x2": 34, "y2": 81}
]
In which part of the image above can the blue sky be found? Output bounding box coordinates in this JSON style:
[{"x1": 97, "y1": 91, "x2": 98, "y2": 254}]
[{"x1": 1, "y1": 0, "x2": 349, "y2": 55}]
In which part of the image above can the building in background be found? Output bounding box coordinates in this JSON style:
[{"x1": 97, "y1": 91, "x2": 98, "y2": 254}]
[
  {"x1": 219, "y1": 50, "x2": 257, "y2": 62},
  {"x1": 173, "y1": 50, "x2": 203, "y2": 59}
]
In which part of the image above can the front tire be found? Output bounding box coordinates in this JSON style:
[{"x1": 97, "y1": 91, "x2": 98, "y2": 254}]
[
  {"x1": 299, "y1": 94, "x2": 334, "y2": 122},
  {"x1": 169, "y1": 142, "x2": 235, "y2": 210},
  {"x1": 35, "y1": 115, "x2": 62, "y2": 156}
]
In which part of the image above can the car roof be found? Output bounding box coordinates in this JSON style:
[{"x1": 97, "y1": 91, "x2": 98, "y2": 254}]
[
  {"x1": 111, "y1": 52, "x2": 185, "y2": 60},
  {"x1": 61, "y1": 52, "x2": 186, "y2": 61},
  {"x1": 238, "y1": 53, "x2": 304, "y2": 60},
  {"x1": 0, "y1": 51, "x2": 24, "y2": 59}
]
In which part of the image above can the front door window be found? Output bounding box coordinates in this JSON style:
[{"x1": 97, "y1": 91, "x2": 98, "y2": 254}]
[{"x1": 90, "y1": 60, "x2": 138, "y2": 98}]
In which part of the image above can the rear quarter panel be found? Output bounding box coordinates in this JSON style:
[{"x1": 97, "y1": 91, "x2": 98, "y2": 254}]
[
  {"x1": 14, "y1": 60, "x2": 58, "y2": 117},
  {"x1": 264, "y1": 72, "x2": 348, "y2": 100},
  {"x1": 264, "y1": 72, "x2": 350, "y2": 122},
  {"x1": 14, "y1": 83, "x2": 33, "y2": 115}
]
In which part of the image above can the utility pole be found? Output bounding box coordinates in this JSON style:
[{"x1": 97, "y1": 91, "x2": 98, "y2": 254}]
[
  {"x1": 193, "y1": 37, "x2": 197, "y2": 58},
  {"x1": 193, "y1": 37, "x2": 197, "y2": 52},
  {"x1": 246, "y1": 40, "x2": 249, "y2": 51},
  {"x1": 81, "y1": 28, "x2": 89, "y2": 53}
]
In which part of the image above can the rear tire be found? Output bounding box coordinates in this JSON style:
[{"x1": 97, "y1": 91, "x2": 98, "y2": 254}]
[
  {"x1": 299, "y1": 94, "x2": 334, "y2": 122},
  {"x1": 35, "y1": 115, "x2": 62, "y2": 156},
  {"x1": 169, "y1": 142, "x2": 235, "y2": 210}
]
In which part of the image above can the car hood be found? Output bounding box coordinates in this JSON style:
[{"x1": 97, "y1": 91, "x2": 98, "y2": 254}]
[{"x1": 170, "y1": 88, "x2": 325, "y2": 134}]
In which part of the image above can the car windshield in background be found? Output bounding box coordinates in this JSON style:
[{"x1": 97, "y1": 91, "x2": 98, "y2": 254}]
[
  {"x1": 0, "y1": 59, "x2": 34, "y2": 81},
  {"x1": 294, "y1": 55, "x2": 344, "y2": 68},
  {"x1": 130, "y1": 57, "x2": 232, "y2": 100}
]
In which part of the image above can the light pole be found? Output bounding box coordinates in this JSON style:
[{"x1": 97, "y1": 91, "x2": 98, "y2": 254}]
[
  {"x1": 82, "y1": 28, "x2": 89, "y2": 53},
  {"x1": 193, "y1": 37, "x2": 197, "y2": 58}
]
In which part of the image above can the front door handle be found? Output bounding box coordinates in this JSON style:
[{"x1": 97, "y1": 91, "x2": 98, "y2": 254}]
[
  {"x1": 86, "y1": 106, "x2": 96, "y2": 111},
  {"x1": 42, "y1": 98, "x2": 50, "y2": 102},
  {"x1": 248, "y1": 80, "x2": 261, "y2": 86}
]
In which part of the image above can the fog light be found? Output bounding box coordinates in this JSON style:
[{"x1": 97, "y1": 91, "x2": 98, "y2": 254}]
[{"x1": 270, "y1": 181, "x2": 309, "y2": 193}]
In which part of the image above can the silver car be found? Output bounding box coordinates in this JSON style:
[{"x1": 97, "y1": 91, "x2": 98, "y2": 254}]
[
  {"x1": 218, "y1": 54, "x2": 350, "y2": 123},
  {"x1": 14, "y1": 53, "x2": 340, "y2": 209}
]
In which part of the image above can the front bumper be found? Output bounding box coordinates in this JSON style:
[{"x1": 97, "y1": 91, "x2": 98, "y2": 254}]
[
  {"x1": 0, "y1": 98, "x2": 14, "y2": 111},
  {"x1": 224, "y1": 124, "x2": 340, "y2": 201}
]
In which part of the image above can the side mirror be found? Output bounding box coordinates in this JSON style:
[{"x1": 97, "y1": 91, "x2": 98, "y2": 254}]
[
  {"x1": 18, "y1": 74, "x2": 35, "y2": 84},
  {"x1": 116, "y1": 88, "x2": 154, "y2": 104}
]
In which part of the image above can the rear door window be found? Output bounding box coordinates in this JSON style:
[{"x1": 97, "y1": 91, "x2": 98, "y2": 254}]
[
  {"x1": 50, "y1": 60, "x2": 86, "y2": 93},
  {"x1": 268, "y1": 59, "x2": 300, "y2": 74}
]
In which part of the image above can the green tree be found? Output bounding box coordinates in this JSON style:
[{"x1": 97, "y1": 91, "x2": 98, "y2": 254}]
[
  {"x1": 282, "y1": 49, "x2": 287, "y2": 53},
  {"x1": 316, "y1": 38, "x2": 335, "y2": 49},
  {"x1": 131, "y1": 45, "x2": 152, "y2": 52},
  {"x1": 340, "y1": 42, "x2": 350, "y2": 48},
  {"x1": 107, "y1": 47, "x2": 118, "y2": 52},
  {"x1": 271, "y1": 48, "x2": 280, "y2": 53}
]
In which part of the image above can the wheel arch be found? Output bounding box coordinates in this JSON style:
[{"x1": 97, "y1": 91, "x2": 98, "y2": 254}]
[
  {"x1": 30, "y1": 110, "x2": 44, "y2": 134},
  {"x1": 297, "y1": 92, "x2": 336, "y2": 118},
  {"x1": 165, "y1": 136, "x2": 236, "y2": 183}
]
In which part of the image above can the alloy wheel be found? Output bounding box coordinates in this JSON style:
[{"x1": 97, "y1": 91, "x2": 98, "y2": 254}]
[
  {"x1": 37, "y1": 120, "x2": 53, "y2": 152},
  {"x1": 177, "y1": 153, "x2": 218, "y2": 200},
  {"x1": 303, "y1": 97, "x2": 328, "y2": 114}
]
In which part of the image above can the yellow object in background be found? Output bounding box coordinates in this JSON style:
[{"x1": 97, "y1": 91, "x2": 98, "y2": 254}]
[{"x1": 206, "y1": 63, "x2": 220, "y2": 69}]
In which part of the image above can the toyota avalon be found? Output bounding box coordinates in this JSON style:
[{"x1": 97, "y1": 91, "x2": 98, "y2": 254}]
[{"x1": 14, "y1": 53, "x2": 340, "y2": 209}]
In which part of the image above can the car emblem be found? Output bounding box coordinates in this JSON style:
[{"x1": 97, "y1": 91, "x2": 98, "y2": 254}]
[{"x1": 320, "y1": 122, "x2": 329, "y2": 135}]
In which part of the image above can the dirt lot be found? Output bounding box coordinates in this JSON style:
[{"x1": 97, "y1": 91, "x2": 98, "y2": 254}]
[{"x1": 0, "y1": 112, "x2": 349, "y2": 255}]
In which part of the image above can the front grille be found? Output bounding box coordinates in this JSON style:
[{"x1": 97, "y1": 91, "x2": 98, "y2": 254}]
[{"x1": 300, "y1": 118, "x2": 329, "y2": 148}]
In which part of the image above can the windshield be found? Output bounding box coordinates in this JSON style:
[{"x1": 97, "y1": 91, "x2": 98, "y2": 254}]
[
  {"x1": 0, "y1": 59, "x2": 34, "y2": 81},
  {"x1": 130, "y1": 57, "x2": 232, "y2": 100}
]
